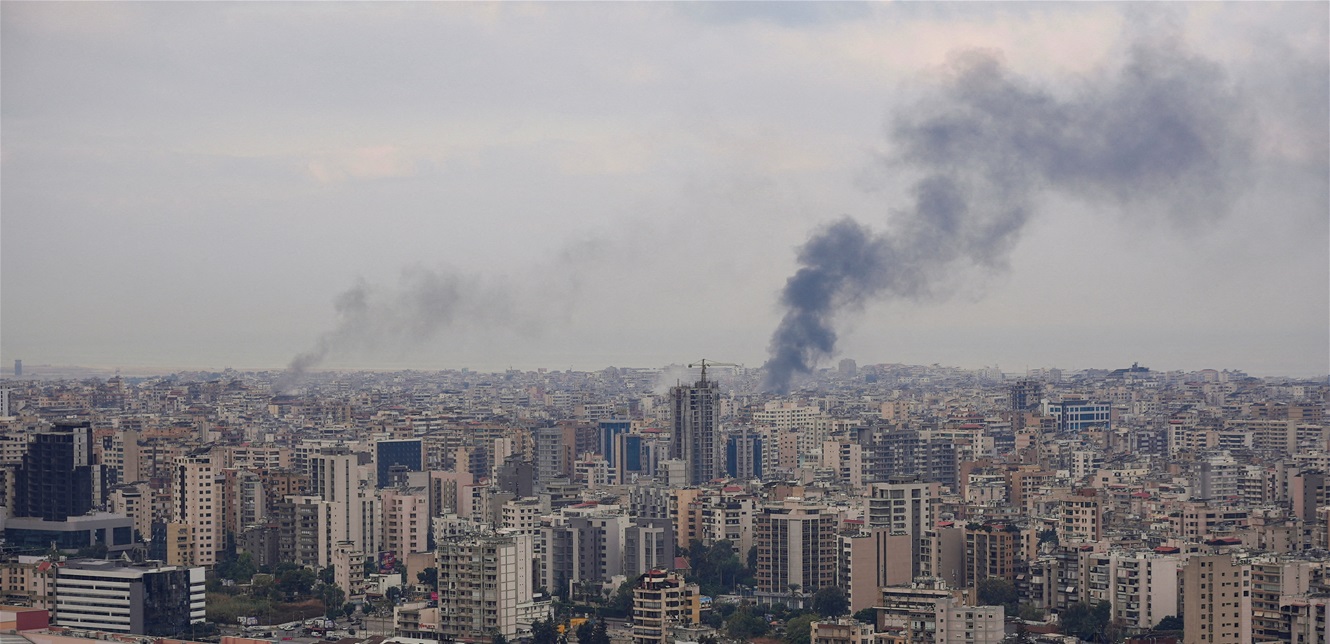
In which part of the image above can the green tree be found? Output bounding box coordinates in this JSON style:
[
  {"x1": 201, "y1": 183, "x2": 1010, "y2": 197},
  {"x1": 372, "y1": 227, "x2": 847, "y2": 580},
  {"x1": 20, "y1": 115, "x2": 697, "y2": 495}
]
[
  {"x1": 319, "y1": 566, "x2": 334, "y2": 584},
  {"x1": 591, "y1": 619, "x2": 610, "y2": 644},
  {"x1": 1153, "y1": 615, "x2": 1183, "y2": 631},
  {"x1": 684, "y1": 540, "x2": 748, "y2": 596},
  {"x1": 1017, "y1": 603, "x2": 1045, "y2": 621},
  {"x1": 724, "y1": 606, "x2": 769, "y2": 639},
  {"x1": 418, "y1": 567, "x2": 438, "y2": 587},
  {"x1": 276, "y1": 567, "x2": 316, "y2": 600},
  {"x1": 811, "y1": 586, "x2": 849, "y2": 618},
  {"x1": 783, "y1": 614, "x2": 817, "y2": 644},
  {"x1": 977, "y1": 578, "x2": 1019, "y2": 615},
  {"x1": 1060, "y1": 601, "x2": 1111, "y2": 641},
  {"x1": 530, "y1": 617, "x2": 559, "y2": 644},
  {"x1": 321, "y1": 584, "x2": 346, "y2": 619},
  {"x1": 576, "y1": 619, "x2": 594, "y2": 644},
  {"x1": 602, "y1": 577, "x2": 638, "y2": 618},
  {"x1": 852, "y1": 607, "x2": 876, "y2": 625},
  {"x1": 217, "y1": 552, "x2": 257, "y2": 583},
  {"x1": 491, "y1": 632, "x2": 508, "y2": 644}
]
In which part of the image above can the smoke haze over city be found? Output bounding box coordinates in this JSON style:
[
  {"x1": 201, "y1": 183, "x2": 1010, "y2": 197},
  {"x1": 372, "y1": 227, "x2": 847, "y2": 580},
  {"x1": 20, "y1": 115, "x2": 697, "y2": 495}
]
[{"x1": 2, "y1": 3, "x2": 1326, "y2": 377}]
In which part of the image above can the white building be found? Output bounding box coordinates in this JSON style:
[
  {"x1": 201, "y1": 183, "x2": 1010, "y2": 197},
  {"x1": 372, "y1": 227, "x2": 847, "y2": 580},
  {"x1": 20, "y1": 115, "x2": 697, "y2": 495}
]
[
  {"x1": 55, "y1": 559, "x2": 205, "y2": 636},
  {"x1": 436, "y1": 531, "x2": 551, "y2": 641}
]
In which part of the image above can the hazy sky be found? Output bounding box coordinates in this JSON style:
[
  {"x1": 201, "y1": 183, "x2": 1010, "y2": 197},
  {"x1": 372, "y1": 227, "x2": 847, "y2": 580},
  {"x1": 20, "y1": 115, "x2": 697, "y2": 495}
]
[{"x1": 2, "y1": 2, "x2": 1327, "y2": 377}]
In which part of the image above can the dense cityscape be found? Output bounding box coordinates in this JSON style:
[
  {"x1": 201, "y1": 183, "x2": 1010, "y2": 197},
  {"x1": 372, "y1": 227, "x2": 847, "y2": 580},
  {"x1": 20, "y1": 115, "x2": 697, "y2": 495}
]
[
  {"x1": 3, "y1": 3, "x2": 1326, "y2": 644},
  {"x1": 0, "y1": 359, "x2": 1325, "y2": 644}
]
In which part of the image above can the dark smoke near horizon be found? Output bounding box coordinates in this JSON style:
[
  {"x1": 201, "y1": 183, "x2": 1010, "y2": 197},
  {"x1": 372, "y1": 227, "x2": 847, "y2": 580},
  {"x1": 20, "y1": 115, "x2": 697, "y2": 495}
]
[
  {"x1": 763, "y1": 38, "x2": 1255, "y2": 392},
  {"x1": 275, "y1": 266, "x2": 509, "y2": 392}
]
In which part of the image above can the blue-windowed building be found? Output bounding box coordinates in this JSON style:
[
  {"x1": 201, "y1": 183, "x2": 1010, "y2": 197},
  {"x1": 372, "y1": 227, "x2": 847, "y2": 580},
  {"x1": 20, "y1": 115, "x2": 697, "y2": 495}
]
[
  {"x1": 375, "y1": 439, "x2": 423, "y2": 488},
  {"x1": 725, "y1": 429, "x2": 764, "y2": 480},
  {"x1": 599, "y1": 419, "x2": 632, "y2": 467},
  {"x1": 612, "y1": 432, "x2": 645, "y2": 484}
]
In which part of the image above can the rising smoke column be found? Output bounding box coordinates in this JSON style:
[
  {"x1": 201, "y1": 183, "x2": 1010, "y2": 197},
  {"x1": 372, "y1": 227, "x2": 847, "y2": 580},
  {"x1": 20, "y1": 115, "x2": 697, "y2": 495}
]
[
  {"x1": 276, "y1": 266, "x2": 510, "y2": 392},
  {"x1": 763, "y1": 37, "x2": 1254, "y2": 392}
]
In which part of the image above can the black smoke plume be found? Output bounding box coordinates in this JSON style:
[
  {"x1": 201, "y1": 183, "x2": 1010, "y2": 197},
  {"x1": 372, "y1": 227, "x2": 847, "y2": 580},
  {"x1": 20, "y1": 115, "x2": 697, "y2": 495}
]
[{"x1": 763, "y1": 36, "x2": 1254, "y2": 392}]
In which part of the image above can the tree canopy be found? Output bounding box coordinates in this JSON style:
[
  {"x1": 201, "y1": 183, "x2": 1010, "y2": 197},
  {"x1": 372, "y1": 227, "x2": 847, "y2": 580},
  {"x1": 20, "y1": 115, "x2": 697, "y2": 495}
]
[
  {"x1": 684, "y1": 540, "x2": 754, "y2": 597},
  {"x1": 811, "y1": 586, "x2": 849, "y2": 618},
  {"x1": 783, "y1": 614, "x2": 817, "y2": 644},
  {"x1": 1060, "y1": 601, "x2": 1111, "y2": 641},
  {"x1": 724, "y1": 606, "x2": 769, "y2": 640}
]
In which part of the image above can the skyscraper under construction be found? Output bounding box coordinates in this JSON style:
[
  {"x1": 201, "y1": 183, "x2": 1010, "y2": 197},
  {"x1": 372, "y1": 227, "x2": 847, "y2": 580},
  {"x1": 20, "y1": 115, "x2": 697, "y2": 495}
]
[{"x1": 670, "y1": 374, "x2": 721, "y2": 485}]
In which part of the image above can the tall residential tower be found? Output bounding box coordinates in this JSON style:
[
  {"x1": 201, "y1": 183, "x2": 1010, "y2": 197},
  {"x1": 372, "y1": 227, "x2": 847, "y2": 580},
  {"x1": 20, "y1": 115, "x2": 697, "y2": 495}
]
[{"x1": 669, "y1": 376, "x2": 721, "y2": 486}]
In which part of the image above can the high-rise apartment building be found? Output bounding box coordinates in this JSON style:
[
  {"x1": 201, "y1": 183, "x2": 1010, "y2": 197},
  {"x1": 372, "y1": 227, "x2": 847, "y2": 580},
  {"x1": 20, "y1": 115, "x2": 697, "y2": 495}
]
[
  {"x1": 670, "y1": 377, "x2": 721, "y2": 486},
  {"x1": 374, "y1": 439, "x2": 423, "y2": 488},
  {"x1": 599, "y1": 419, "x2": 632, "y2": 466},
  {"x1": 965, "y1": 523, "x2": 1020, "y2": 585},
  {"x1": 170, "y1": 451, "x2": 217, "y2": 567},
  {"x1": 839, "y1": 527, "x2": 911, "y2": 614},
  {"x1": 1057, "y1": 490, "x2": 1103, "y2": 543},
  {"x1": 435, "y1": 531, "x2": 551, "y2": 641},
  {"x1": 310, "y1": 446, "x2": 379, "y2": 563},
  {"x1": 380, "y1": 486, "x2": 429, "y2": 557},
  {"x1": 725, "y1": 427, "x2": 764, "y2": 480},
  {"x1": 534, "y1": 425, "x2": 574, "y2": 489},
  {"x1": 14, "y1": 420, "x2": 104, "y2": 521},
  {"x1": 1182, "y1": 554, "x2": 1251, "y2": 644},
  {"x1": 631, "y1": 569, "x2": 699, "y2": 644},
  {"x1": 1083, "y1": 551, "x2": 1180, "y2": 630},
  {"x1": 868, "y1": 476, "x2": 939, "y2": 577},
  {"x1": 1009, "y1": 379, "x2": 1042, "y2": 412},
  {"x1": 755, "y1": 500, "x2": 838, "y2": 598},
  {"x1": 624, "y1": 518, "x2": 675, "y2": 578}
]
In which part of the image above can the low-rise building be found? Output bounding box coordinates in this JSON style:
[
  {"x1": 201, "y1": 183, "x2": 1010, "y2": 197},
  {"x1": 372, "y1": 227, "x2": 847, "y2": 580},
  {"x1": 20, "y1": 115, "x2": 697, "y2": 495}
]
[{"x1": 53, "y1": 559, "x2": 205, "y2": 637}]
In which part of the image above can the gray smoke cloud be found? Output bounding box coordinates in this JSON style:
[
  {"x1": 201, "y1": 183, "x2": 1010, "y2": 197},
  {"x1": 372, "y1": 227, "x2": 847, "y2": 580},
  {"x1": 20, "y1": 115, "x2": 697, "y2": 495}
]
[
  {"x1": 763, "y1": 34, "x2": 1255, "y2": 392},
  {"x1": 276, "y1": 266, "x2": 512, "y2": 392}
]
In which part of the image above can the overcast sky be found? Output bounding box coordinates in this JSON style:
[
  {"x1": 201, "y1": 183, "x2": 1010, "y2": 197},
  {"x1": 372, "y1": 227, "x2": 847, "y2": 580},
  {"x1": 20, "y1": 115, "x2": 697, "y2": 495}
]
[{"x1": 2, "y1": 2, "x2": 1327, "y2": 378}]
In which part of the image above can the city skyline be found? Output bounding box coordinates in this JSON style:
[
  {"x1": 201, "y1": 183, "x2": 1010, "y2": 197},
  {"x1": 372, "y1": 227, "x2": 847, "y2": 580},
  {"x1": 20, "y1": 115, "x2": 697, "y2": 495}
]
[{"x1": 2, "y1": 3, "x2": 1327, "y2": 379}]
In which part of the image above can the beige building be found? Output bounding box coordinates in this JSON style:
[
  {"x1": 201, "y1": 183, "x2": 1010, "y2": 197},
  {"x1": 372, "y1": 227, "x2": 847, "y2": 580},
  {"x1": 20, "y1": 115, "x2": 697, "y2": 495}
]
[
  {"x1": 809, "y1": 617, "x2": 875, "y2": 644},
  {"x1": 631, "y1": 569, "x2": 699, "y2": 644},
  {"x1": 1182, "y1": 554, "x2": 1251, "y2": 644},
  {"x1": 170, "y1": 451, "x2": 217, "y2": 567},
  {"x1": 920, "y1": 523, "x2": 967, "y2": 589},
  {"x1": 821, "y1": 439, "x2": 863, "y2": 488},
  {"x1": 755, "y1": 500, "x2": 838, "y2": 598},
  {"x1": 868, "y1": 476, "x2": 939, "y2": 577},
  {"x1": 0, "y1": 556, "x2": 57, "y2": 609},
  {"x1": 1250, "y1": 558, "x2": 1316, "y2": 643},
  {"x1": 1083, "y1": 551, "x2": 1180, "y2": 630},
  {"x1": 380, "y1": 486, "x2": 430, "y2": 557},
  {"x1": 1056, "y1": 490, "x2": 1103, "y2": 543},
  {"x1": 965, "y1": 523, "x2": 1020, "y2": 585},
  {"x1": 839, "y1": 527, "x2": 911, "y2": 614},
  {"x1": 934, "y1": 599, "x2": 1004, "y2": 644}
]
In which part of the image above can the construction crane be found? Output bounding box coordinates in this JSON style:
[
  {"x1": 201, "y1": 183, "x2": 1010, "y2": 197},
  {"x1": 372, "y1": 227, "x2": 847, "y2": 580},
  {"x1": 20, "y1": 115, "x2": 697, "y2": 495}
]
[{"x1": 688, "y1": 359, "x2": 742, "y2": 384}]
